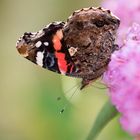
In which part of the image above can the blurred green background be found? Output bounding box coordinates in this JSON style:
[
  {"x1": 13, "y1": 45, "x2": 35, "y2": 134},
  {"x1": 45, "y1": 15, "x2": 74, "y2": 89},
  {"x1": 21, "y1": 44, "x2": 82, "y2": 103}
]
[{"x1": 0, "y1": 0, "x2": 131, "y2": 140}]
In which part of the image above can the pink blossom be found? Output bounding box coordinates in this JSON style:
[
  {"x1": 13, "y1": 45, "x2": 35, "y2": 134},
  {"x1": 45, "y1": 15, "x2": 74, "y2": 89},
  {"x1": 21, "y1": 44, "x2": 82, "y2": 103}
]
[
  {"x1": 102, "y1": 0, "x2": 140, "y2": 45},
  {"x1": 103, "y1": 23, "x2": 140, "y2": 135}
]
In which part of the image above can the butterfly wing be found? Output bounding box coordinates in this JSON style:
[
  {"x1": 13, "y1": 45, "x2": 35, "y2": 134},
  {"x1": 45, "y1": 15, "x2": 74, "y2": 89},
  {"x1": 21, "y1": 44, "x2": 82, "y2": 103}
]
[{"x1": 16, "y1": 22, "x2": 77, "y2": 75}]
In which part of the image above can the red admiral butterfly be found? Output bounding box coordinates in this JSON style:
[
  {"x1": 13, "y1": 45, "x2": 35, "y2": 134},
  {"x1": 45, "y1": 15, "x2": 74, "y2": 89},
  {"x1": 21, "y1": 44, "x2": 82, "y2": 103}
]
[{"x1": 16, "y1": 7, "x2": 120, "y2": 89}]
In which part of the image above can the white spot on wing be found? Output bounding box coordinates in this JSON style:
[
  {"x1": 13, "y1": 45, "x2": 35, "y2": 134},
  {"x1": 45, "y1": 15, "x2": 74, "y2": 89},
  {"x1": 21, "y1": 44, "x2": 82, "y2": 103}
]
[
  {"x1": 35, "y1": 41, "x2": 42, "y2": 48},
  {"x1": 36, "y1": 51, "x2": 44, "y2": 67},
  {"x1": 68, "y1": 47, "x2": 78, "y2": 56},
  {"x1": 44, "y1": 42, "x2": 49, "y2": 46}
]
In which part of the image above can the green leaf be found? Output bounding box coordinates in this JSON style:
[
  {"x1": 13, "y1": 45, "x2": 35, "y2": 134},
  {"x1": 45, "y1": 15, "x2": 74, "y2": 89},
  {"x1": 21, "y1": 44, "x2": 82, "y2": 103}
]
[{"x1": 86, "y1": 100, "x2": 119, "y2": 140}]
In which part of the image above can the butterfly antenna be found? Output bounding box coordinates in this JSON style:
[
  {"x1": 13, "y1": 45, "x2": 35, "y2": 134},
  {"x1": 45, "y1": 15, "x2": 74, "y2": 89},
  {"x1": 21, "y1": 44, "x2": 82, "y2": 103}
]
[
  {"x1": 60, "y1": 84, "x2": 81, "y2": 114},
  {"x1": 57, "y1": 82, "x2": 81, "y2": 101},
  {"x1": 90, "y1": 77, "x2": 112, "y2": 89},
  {"x1": 91, "y1": 83, "x2": 107, "y2": 89}
]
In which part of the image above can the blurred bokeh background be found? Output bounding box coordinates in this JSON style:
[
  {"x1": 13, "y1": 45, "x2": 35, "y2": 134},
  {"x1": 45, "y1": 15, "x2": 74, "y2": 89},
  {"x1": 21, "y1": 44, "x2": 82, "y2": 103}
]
[{"x1": 0, "y1": 0, "x2": 132, "y2": 140}]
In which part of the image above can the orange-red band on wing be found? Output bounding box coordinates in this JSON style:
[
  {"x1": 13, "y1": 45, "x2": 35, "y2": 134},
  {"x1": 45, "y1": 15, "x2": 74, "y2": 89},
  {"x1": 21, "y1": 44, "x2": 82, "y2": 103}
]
[
  {"x1": 55, "y1": 52, "x2": 67, "y2": 74},
  {"x1": 52, "y1": 35, "x2": 62, "y2": 51}
]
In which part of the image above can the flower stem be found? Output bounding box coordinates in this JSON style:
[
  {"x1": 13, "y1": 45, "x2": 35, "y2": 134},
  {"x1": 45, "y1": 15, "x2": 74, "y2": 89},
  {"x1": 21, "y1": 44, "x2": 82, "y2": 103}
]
[{"x1": 86, "y1": 100, "x2": 118, "y2": 140}]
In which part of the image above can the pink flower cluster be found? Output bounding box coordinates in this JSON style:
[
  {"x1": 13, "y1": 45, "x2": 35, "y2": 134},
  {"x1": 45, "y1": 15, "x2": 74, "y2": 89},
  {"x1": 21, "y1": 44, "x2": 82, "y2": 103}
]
[
  {"x1": 103, "y1": 23, "x2": 140, "y2": 135},
  {"x1": 102, "y1": 0, "x2": 140, "y2": 45}
]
